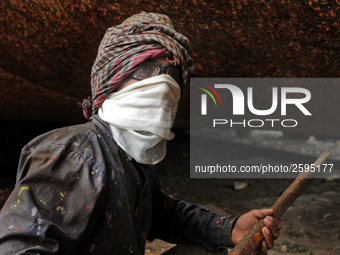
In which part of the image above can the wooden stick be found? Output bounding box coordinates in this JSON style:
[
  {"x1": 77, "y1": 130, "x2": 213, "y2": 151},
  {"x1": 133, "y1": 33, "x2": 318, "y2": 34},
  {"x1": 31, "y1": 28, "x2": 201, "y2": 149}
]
[{"x1": 229, "y1": 151, "x2": 333, "y2": 255}]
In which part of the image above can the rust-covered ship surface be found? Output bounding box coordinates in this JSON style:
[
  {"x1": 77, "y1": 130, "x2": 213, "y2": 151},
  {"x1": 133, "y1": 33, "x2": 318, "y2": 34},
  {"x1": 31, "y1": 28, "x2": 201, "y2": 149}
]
[{"x1": 0, "y1": 0, "x2": 339, "y2": 135}]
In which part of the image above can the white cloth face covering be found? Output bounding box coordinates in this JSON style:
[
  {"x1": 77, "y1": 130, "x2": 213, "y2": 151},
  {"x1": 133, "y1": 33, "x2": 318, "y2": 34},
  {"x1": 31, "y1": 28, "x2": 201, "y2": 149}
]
[{"x1": 98, "y1": 74, "x2": 181, "y2": 164}]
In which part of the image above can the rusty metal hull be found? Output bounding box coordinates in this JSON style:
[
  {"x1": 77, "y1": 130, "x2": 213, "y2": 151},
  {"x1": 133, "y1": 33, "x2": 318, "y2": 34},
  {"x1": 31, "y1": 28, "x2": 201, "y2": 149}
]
[{"x1": 1, "y1": 1, "x2": 340, "y2": 135}]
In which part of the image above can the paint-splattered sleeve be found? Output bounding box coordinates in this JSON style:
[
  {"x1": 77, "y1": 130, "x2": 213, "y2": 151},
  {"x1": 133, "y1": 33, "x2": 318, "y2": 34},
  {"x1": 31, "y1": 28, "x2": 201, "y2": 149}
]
[
  {"x1": 148, "y1": 176, "x2": 239, "y2": 252},
  {"x1": 0, "y1": 129, "x2": 106, "y2": 255}
]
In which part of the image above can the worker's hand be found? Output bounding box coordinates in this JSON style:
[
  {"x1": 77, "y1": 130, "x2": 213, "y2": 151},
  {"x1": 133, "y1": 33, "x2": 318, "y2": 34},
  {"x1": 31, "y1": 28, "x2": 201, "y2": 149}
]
[{"x1": 231, "y1": 208, "x2": 282, "y2": 255}]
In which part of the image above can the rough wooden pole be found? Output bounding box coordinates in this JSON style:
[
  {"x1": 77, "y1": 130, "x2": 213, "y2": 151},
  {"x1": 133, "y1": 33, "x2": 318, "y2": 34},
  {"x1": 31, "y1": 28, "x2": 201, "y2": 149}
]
[{"x1": 229, "y1": 151, "x2": 333, "y2": 255}]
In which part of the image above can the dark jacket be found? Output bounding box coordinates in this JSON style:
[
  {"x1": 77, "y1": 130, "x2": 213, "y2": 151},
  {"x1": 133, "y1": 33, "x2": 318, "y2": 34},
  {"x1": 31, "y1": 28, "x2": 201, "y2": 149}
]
[{"x1": 0, "y1": 116, "x2": 238, "y2": 255}]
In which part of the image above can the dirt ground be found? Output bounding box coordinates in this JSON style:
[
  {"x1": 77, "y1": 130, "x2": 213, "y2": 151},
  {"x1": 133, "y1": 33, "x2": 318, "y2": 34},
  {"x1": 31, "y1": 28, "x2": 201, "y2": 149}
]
[{"x1": 0, "y1": 128, "x2": 339, "y2": 255}]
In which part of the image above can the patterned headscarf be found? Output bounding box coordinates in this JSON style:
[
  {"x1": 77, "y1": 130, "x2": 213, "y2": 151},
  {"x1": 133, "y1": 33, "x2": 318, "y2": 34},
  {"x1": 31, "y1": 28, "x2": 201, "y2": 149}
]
[{"x1": 81, "y1": 11, "x2": 194, "y2": 119}]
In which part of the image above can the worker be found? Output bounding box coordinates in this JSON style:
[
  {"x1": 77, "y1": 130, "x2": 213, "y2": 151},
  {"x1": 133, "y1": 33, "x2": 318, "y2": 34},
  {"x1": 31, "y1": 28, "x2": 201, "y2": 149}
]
[{"x1": 0, "y1": 12, "x2": 281, "y2": 255}]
